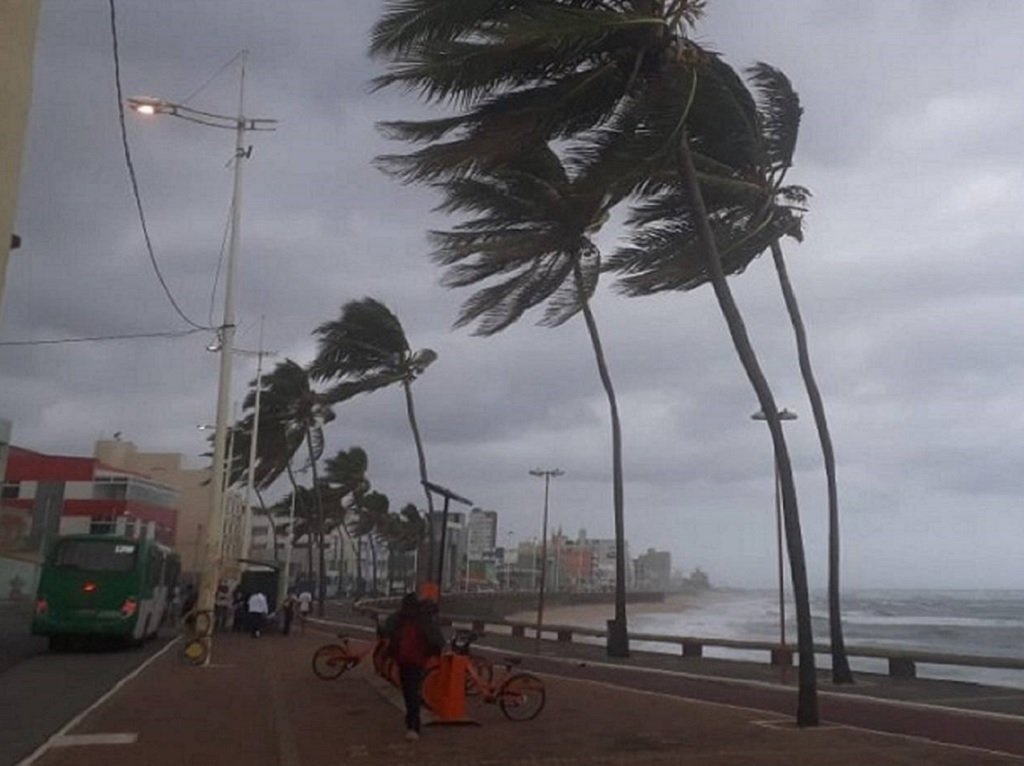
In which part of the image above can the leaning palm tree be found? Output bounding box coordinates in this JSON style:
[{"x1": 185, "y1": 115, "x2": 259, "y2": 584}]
[
  {"x1": 605, "y1": 61, "x2": 852, "y2": 684},
  {"x1": 309, "y1": 298, "x2": 438, "y2": 584},
  {"x1": 370, "y1": 0, "x2": 819, "y2": 724},
  {"x1": 243, "y1": 359, "x2": 336, "y2": 615},
  {"x1": 428, "y1": 145, "x2": 632, "y2": 655}
]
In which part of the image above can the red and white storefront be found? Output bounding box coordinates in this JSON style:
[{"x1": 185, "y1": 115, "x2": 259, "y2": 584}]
[{"x1": 2, "y1": 446, "x2": 178, "y2": 548}]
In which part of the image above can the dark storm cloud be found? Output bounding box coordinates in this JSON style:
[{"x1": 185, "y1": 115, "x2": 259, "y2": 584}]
[{"x1": 3, "y1": 0, "x2": 1023, "y2": 590}]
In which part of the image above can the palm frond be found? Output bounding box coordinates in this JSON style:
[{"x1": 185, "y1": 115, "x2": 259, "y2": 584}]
[{"x1": 746, "y1": 61, "x2": 802, "y2": 179}]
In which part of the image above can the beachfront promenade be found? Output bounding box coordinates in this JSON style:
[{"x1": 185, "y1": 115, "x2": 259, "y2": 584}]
[{"x1": 15, "y1": 610, "x2": 1024, "y2": 766}]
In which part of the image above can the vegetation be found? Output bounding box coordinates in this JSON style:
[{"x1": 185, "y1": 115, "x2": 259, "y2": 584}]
[{"x1": 367, "y1": 0, "x2": 834, "y2": 725}]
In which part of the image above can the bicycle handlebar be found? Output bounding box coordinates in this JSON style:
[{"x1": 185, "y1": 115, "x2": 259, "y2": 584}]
[{"x1": 451, "y1": 629, "x2": 479, "y2": 654}]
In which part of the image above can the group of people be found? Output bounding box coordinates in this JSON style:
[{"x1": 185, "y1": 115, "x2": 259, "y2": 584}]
[{"x1": 171, "y1": 581, "x2": 313, "y2": 638}]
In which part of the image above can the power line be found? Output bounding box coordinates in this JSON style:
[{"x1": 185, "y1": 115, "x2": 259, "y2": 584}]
[
  {"x1": 178, "y1": 50, "x2": 244, "y2": 107},
  {"x1": 108, "y1": 0, "x2": 213, "y2": 331},
  {"x1": 0, "y1": 329, "x2": 206, "y2": 347},
  {"x1": 208, "y1": 194, "x2": 234, "y2": 327}
]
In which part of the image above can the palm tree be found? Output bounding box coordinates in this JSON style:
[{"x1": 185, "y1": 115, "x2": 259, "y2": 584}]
[
  {"x1": 605, "y1": 61, "x2": 852, "y2": 684},
  {"x1": 309, "y1": 298, "x2": 438, "y2": 584},
  {"x1": 243, "y1": 359, "x2": 335, "y2": 615},
  {"x1": 385, "y1": 504, "x2": 427, "y2": 593},
  {"x1": 347, "y1": 490, "x2": 390, "y2": 595},
  {"x1": 370, "y1": 0, "x2": 819, "y2": 724},
  {"x1": 428, "y1": 145, "x2": 631, "y2": 655}
]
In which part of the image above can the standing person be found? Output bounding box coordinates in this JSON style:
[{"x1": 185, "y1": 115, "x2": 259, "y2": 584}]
[
  {"x1": 214, "y1": 582, "x2": 231, "y2": 632},
  {"x1": 381, "y1": 594, "x2": 445, "y2": 741},
  {"x1": 280, "y1": 593, "x2": 296, "y2": 636},
  {"x1": 297, "y1": 587, "x2": 313, "y2": 631},
  {"x1": 232, "y1": 587, "x2": 248, "y2": 633},
  {"x1": 247, "y1": 590, "x2": 269, "y2": 638}
]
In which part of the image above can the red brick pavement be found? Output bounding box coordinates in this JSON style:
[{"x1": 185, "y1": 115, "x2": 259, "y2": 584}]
[{"x1": 28, "y1": 631, "x2": 1022, "y2": 766}]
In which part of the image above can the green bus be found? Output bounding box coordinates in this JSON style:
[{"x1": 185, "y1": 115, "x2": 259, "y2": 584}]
[{"x1": 32, "y1": 534, "x2": 180, "y2": 648}]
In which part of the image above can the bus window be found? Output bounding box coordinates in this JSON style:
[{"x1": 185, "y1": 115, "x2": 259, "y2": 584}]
[
  {"x1": 54, "y1": 540, "x2": 137, "y2": 572},
  {"x1": 147, "y1": 548, "x2": 162, "y2": 588}
]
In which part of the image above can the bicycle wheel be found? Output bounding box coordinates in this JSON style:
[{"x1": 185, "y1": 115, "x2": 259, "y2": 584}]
[
  {"x1": 193, "y1": 610, "x2": 213, "y2": 638},
  {"x1": 465, "y1": 654, "x2": 493, "y2": 696},
  {"x1": 183, "y1": 639, "x2": 208, "y2": 666},
  {"x1": 312, "y1": 645, "x2": 356, "y2": 680},
  {"x1": 498, "y1": 673, "x2": 546, "y2": 721}
]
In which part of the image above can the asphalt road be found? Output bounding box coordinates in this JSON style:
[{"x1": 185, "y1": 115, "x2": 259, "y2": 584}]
[
  {"x1": 0, "y1": 603, "x2": 46, "y2": 677},
  {"x1": 0, "y1": 621, "x2": 173, "y2": 766}
]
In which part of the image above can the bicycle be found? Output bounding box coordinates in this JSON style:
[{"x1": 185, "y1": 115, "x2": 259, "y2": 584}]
[
  {"x1": 312, "y1": 633, "x2": 387, "y2": 680},
  {"x1": 423, "y1": 630, "x2": 546, "y2": 721},
  {"x1": 181, "y1": 608, "x2": 214, "y2": 666}
]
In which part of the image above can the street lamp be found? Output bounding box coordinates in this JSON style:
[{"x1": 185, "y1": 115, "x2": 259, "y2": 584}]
[
  {"x1": 421, "y1": 480, "x2": 473, "y2": 607},
  {"x1": 751, "y1": 407, "x2": 798, "y2": 658},
  {"x1": 131, "y1": 51, "x2": 276, "y2": 665},
  {"x1": 529, "y1": 468, "x2": 563, "y2": 652}
]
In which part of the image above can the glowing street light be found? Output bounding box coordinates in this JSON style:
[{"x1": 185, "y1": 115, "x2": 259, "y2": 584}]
[{"x1": 130, "y1": 51, "x2": 275, "y2": 665}]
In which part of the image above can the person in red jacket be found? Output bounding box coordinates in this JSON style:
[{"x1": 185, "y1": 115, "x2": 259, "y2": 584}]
[{"x1": 381, "y1": 593, "x2": 445, "y2": 740}]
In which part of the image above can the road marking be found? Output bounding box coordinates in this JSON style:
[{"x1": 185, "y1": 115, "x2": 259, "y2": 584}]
[
  {"x1": 15, "y1": 637, "x2": 180, "y2": 766},
  {"x1": 51, "y1": 733, "x2": 137, "y2": 747},
  {"x1": 263, "y1": 639, "x2": 301, "y2": 766}
]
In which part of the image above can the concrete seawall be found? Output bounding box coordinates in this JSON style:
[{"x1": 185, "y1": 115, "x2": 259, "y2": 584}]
[{"x1": 361, "y1": 590, "x2": 666, "y2": 620}]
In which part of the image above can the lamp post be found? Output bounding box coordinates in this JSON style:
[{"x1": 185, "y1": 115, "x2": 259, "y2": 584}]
[
  {"x1": 130, "y1": 52, "x2": 276, "y2": 664},
  {"x1": 421, "y1": 480, "x2": 473, "y2": 608},
  {"x1": 751, "y1": 407, "x2": 798, "y2": 657},
  {"x1": 529, "y1": 468, "x2": 563, "y2": 652},
  {"x1": 235, "y1": 318, "x2": 277, "y2": 564}
]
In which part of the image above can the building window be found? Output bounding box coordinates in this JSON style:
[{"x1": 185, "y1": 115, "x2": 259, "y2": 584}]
[
  {"x1": 89, "y1": 517, "x2": 116, "y2": 535},
  {"x1": 1, "y1": 483, "x2": 19, "y2": 499}
]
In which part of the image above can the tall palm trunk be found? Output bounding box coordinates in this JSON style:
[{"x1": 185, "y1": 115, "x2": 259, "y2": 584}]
[
  {"x1": 305, "y1": 430, "x2": 328, "y2": 617},
  {"x1": 770, "y1": 240, "x2": 853, "y2": 684},
  {"x1": 369, "y1": 537, "x2": 379, "y2": 594},
  {"x1": 353, "y1": 535, "x2": 364, "y2": 596},
  {"x1": 402, "y1": 378, "x2": 436, "y2": 585},
  {"x1": 285, "y1": 462, "x2": 315, "y2": 588},
  {"x1": 678, "y1": 133, "x2": 819, "y2": 726},
  {"x1": 573, "y1": 262, "x2": 629, "y2": 657}
]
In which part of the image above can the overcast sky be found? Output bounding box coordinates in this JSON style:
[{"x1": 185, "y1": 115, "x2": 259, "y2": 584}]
[{"x1": 3, "y1": 1, "x2": 1023, "y2": 591}]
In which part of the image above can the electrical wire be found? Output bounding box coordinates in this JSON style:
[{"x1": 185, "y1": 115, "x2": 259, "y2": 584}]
[
  {"x1": 208, "y1": 194, "x2": 234, "y2": 327},
  {"x1": 109, "y1": 0, "x2": 213, "y2": 331},
  {"x1": 178, "y1": 50, "x2": 244, "y2": 107},
  {"x1": 0, "y1": 329, "x2": 206, "y2": 347}
]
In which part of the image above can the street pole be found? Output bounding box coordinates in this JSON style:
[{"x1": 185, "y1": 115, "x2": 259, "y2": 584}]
[
  {"x1": 241, "y1": 316, "x2": 268, "y2": 563},
  {"x1": 130, "y1": 54, "x2": 276, "y2": 665},
  {"x1": 279, "y1": 488, "x2": 296, "y2": 608},
  {"x1": 751, "y1": 407, "x2": 798, "y2": 663},
  {"x1": 530, "y1": 468, "x2": 563, "y2": 652}
]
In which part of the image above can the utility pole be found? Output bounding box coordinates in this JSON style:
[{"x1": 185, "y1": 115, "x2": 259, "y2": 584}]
[
  {"x1": 529, "y1": 468, "x2": 563, "y2": 653},
  {"x1": 129, "y1": 52, "x2": 277, "y2": 665}
]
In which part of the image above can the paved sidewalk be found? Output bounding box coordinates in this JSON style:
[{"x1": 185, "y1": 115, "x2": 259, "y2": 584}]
[{"x1": 25, "y1": 629, "x2": 1022, "y2": 766}]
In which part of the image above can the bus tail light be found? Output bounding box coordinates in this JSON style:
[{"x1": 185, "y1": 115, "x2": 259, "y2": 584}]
[
  {"x1": 35, "y1": 598, "x2": 48, "y2": 615},
  {"x1": 121, "y1": 598, "x2": 138, "y2": 617},
  {"x1": 82, "y1": 581, "x2": 97, "y2": 593}
]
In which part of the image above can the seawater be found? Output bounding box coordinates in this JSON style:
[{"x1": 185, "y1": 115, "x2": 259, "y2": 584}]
[{"x1": 625, "y1": 589, "x2": 1024, "y2": 690}]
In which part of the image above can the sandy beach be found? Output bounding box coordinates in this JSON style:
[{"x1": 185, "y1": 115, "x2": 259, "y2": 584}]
[{"x1": 506, "y1": 590, "x2": 715, "y2": 627}]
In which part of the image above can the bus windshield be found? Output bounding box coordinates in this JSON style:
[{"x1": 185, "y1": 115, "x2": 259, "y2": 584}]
[{"x1": 54, "y1": 540, "x2": 138, "y2": 572}]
